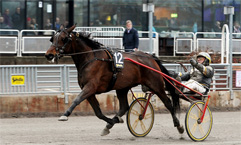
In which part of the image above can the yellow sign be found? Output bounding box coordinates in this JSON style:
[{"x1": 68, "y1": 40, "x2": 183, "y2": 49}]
[
  {"x1": 171, "y1": 13, "x2": 178, "y2": 18},
  {"x1": 116, "y1": 64, "x2": 123, "y2": 68},
  {"x1": 11, "y1": 75, "x2": 25, "y2": 85}
]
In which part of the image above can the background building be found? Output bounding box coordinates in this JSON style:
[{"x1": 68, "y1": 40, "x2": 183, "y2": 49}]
[{"x1": 0, "y1": 0, "x2": 240, "y2": 33}]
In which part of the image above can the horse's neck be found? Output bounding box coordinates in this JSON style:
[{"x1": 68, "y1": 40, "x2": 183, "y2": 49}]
[{"x1": 71, "y1": 43, "x2": 94, "y2": 73}]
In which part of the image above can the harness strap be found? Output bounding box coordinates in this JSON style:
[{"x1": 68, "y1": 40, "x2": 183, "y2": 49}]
[
  {"x1": 78, "y1": 49, "x2": 118, "y2": 92},
  {"x1": 106, "y1": 69, "x2": 118, "y2": 92},
  {"x1": 103, "y1": 49, "x2": 119, "y2": 92}
]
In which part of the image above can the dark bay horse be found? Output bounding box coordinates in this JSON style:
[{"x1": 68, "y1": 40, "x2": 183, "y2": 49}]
[{"x1": 45, "y1": 25, "x2": 184, "y2": 136}]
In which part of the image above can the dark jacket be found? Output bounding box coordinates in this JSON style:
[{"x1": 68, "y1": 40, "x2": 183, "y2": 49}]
[
  {"x1": 12, "y1": 12, "x2": 23, "y2": 30},
  {"x1": 123, "y1": 28, "x2": 139, "y2": 52}
]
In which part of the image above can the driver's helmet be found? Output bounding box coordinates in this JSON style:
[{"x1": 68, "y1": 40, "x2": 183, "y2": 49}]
[{"x1": 197, "y1": 52, "x2": 211, "y2": 66}]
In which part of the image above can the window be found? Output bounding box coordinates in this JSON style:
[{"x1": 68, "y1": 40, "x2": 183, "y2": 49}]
[
  {"x1": 89, "y1": 0, "x2": 145, "y2": 30},
  {"x1": 74, "y1": 0, "x2": 88, "y2": 26},
  {"x1": 56, "y1": 0, "x2": 69, "y2": 30},
  {"x1": 26, "y1": 1, "x2": 41, "y2": 30},
  {"x1": 1, "y1": 0, "x2": 25, "y2": 30},
  {"x1": 43, "y1": 1, "x2": 54, "y2": 30},
  {"x1": 204, "y1": 0, "x2": 241, "y2": 32},
  {"x1": 153, "y1": 0, "x2": 202, "y2": 33}
]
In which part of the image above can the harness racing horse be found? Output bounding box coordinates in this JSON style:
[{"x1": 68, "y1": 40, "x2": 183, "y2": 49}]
[{"x1": 45, "y1": 25, "x2": 184, "y2": 136}]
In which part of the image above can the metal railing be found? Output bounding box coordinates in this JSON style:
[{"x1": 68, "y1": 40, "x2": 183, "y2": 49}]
[
  {"x1": 0, "y1": 29, "x2": 159, "y2": 56},
  {"x1": 0, "y1": 65, "x2": 66, "y2": 94},
  {"x1": 173, "y1": 30, "x2": 241, "y2": 56},
  {"x1": 74, "y1": 27, "x2": 125, "y2": 32},
  {"x1": 0, "y1": 29, "x2": 19, "y2": 54},
  {"x1": 137, "y1": 31, "x2": 159, "y2": 54},
  {"x1": 195, "y1": 32, "x2": 223, "y2": 53},
  {"x1": 89, "y1": 31, "x2": 123, "y2": 37},
  {"x1": 1, "y1": 64, "x2": 239, "y2": 97},
  {"x1": 233, "y1": 33, "x2": 241, "y2": 54},
  {"x1": 173, "y1": 32, "x2": 195, "y2": 56},
  {"x1": 94, "y1": 37, "x2": 123, "y2": 49},
  {"x1": 19, "y1": 30, "x2": 56, "y2": 56},
  {"x1": 1, "y1": 29, "x2": 240, "y2": 57}
]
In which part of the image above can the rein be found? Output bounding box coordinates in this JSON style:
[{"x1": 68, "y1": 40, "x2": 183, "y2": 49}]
[
  {"x1": 63, "y1": 49, "x2": 106, "y2": 56},
  {"x1": 63, "y1": 48, "x2": 188, "y2": 72}
]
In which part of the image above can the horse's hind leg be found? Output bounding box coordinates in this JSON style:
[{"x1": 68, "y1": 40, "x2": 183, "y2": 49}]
[
  {"x1": 152, "y1": 86, "x2": 184, "y2": 134},
  {"x1": 115, "y1": 88, "x2": 130, "y2": 119}
]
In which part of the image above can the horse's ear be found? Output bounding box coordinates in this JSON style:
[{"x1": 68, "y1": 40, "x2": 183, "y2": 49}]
[
  {"x1": 67, "y1": 24, "x2": 76, "y2": 33},
  {"x1": 50, "y1": 36, "x2": 53, "y2": 42},
  {"x1": 87, "y1": 33, "x2": 92, "y2": 38}
]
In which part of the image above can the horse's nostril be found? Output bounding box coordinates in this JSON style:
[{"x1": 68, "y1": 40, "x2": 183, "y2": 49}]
[{"x1": 45, "y1": 54, "x2": 54, "y2": 60}]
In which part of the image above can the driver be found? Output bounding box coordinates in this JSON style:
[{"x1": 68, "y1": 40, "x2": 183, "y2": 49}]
[{"x1": 174, "y1": 52, "x2": 214, "y2": 94}]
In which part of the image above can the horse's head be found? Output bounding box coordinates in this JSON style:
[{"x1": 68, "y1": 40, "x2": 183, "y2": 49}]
[{"x1": 45, "y1": 25, "x2": 76, "y2": 62}]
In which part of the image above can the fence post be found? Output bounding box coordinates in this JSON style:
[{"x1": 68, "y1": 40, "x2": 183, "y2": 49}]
[
  {"x1": 63, "y1": 65, "x2": 68, "y2": 104},
  {"x1": 224, "y1": 6, "x2": 234, "y2": 99},
  {"x1": 17, "y1": 30, "x2": 21, "y2": 57}
]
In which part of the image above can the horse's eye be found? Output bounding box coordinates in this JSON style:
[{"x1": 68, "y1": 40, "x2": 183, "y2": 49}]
[{"x1": 62, "y1": 37, "x2": 68, "y2": 43}]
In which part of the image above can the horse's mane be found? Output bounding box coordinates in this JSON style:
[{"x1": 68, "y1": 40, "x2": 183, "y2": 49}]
[{"x1": 75, "y1": 32, "x2": 104, "y2": 50}]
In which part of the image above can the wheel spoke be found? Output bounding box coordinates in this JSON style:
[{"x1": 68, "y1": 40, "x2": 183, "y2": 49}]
[
  {"x1": 132, "y1": 119, "x2": 139, "y2": 130},
  {"x1": 144, "y1": 113, "x2": 152, "y2": 119},
  {"x1": 140, "y1": 120, "x2": 147, "y2": 132},
  {"x1": 198, "y1": 124, "x2": 205, "y2": 136},
  {"x1": 191, "y1": 122, "x2": 198, "y2": 133},
  {"x1": 131, "y1": 109, "x2": 140, "y2": 116},
  {"x1": 190, "y1": 113, "x2": 199, "y2": 120},
  {"x1": 202, "y1": 116, "x2": 210, "y2": 123}
]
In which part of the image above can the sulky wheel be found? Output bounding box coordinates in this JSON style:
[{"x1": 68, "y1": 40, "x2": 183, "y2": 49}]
[
  {"x1": 126, "y1": 98, "x2": 154, "y2": 137},
  {"x1": 185, "y1": 101, "x2": 213, "y2": 141}
]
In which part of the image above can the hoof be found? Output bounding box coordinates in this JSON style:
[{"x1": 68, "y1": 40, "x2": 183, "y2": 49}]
[
  {"x1": 58, "y1": 116, "x2": 68, "y2": 121},
  {"x1": 117, "y1": 116, "x2": 124, "y2": 123},
  {"x1": 177, "y1": 125, "x2": 184, "y2": 134},
  {"x1": 101, "y1": 127, "x2": 110, "y2": 136}
]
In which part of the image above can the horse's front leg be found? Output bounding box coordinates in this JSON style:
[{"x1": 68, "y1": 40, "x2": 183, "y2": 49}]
[
  {"x1": 58, "y1": 84, "x2": 95, "y2": 121},
  {"x1": 101, "y1": 88, "x2": 130, "y2": 136},
  {"x1": 87, "y1": 95, "x2": 119, "y2": 136}
]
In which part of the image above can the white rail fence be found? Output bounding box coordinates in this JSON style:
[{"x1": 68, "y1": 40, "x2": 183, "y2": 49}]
[
  {"x1": 0, "y1": 27, "x2": 240, "y2": 57},
  {"x1": 0, "y1": 27, "x2": 159, "y2": 56}
]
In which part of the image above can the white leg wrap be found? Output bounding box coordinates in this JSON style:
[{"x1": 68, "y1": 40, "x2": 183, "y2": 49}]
[
  {"x1": 117, "y1": 116, "x2": 124, "y2": 123},
  {"x1": 100, "y1": 127, "x2": 110, "y2": 136},
  {"x1": 58, "y1": 116, "x2": 68, "y2": 121}
]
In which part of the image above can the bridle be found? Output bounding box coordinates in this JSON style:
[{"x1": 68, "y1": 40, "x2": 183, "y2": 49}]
[{"x1": 50, "y1": 29, "x2": 72, "y2": 57}]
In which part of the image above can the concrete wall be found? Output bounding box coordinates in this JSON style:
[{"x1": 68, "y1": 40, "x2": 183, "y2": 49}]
[{"x1": 0, "y1": 90, "x2": 240, "y2": 118}]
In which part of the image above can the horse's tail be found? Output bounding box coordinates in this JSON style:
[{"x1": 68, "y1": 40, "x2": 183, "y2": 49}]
[{"x1": 153, "y1": 56, "x2": 180, "y2": 112}]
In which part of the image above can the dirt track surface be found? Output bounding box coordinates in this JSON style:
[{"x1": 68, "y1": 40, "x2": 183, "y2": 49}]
[{"x1": 0, "y1": 112, "x2": 241, "y2": 145}]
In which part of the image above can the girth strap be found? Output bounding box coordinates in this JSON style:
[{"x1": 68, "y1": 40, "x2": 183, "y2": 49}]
[
  {"x1": 103, "y1": 49, "x2": 118, "y2": 92},
  {"x1": 106, "y1": 67, "x2": 118, "y2": 92}
]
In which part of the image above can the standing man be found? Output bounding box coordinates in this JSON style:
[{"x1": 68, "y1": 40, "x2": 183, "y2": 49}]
[
  {"x1": 123, "y1": 20, "x2": 139, "y2": 52},
  {"x1": 55, "y1": 17, "x2": 61, "y2": 30},
  {"x1": 12, "y1": 7, "x2": 23, "y2": 30}
]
